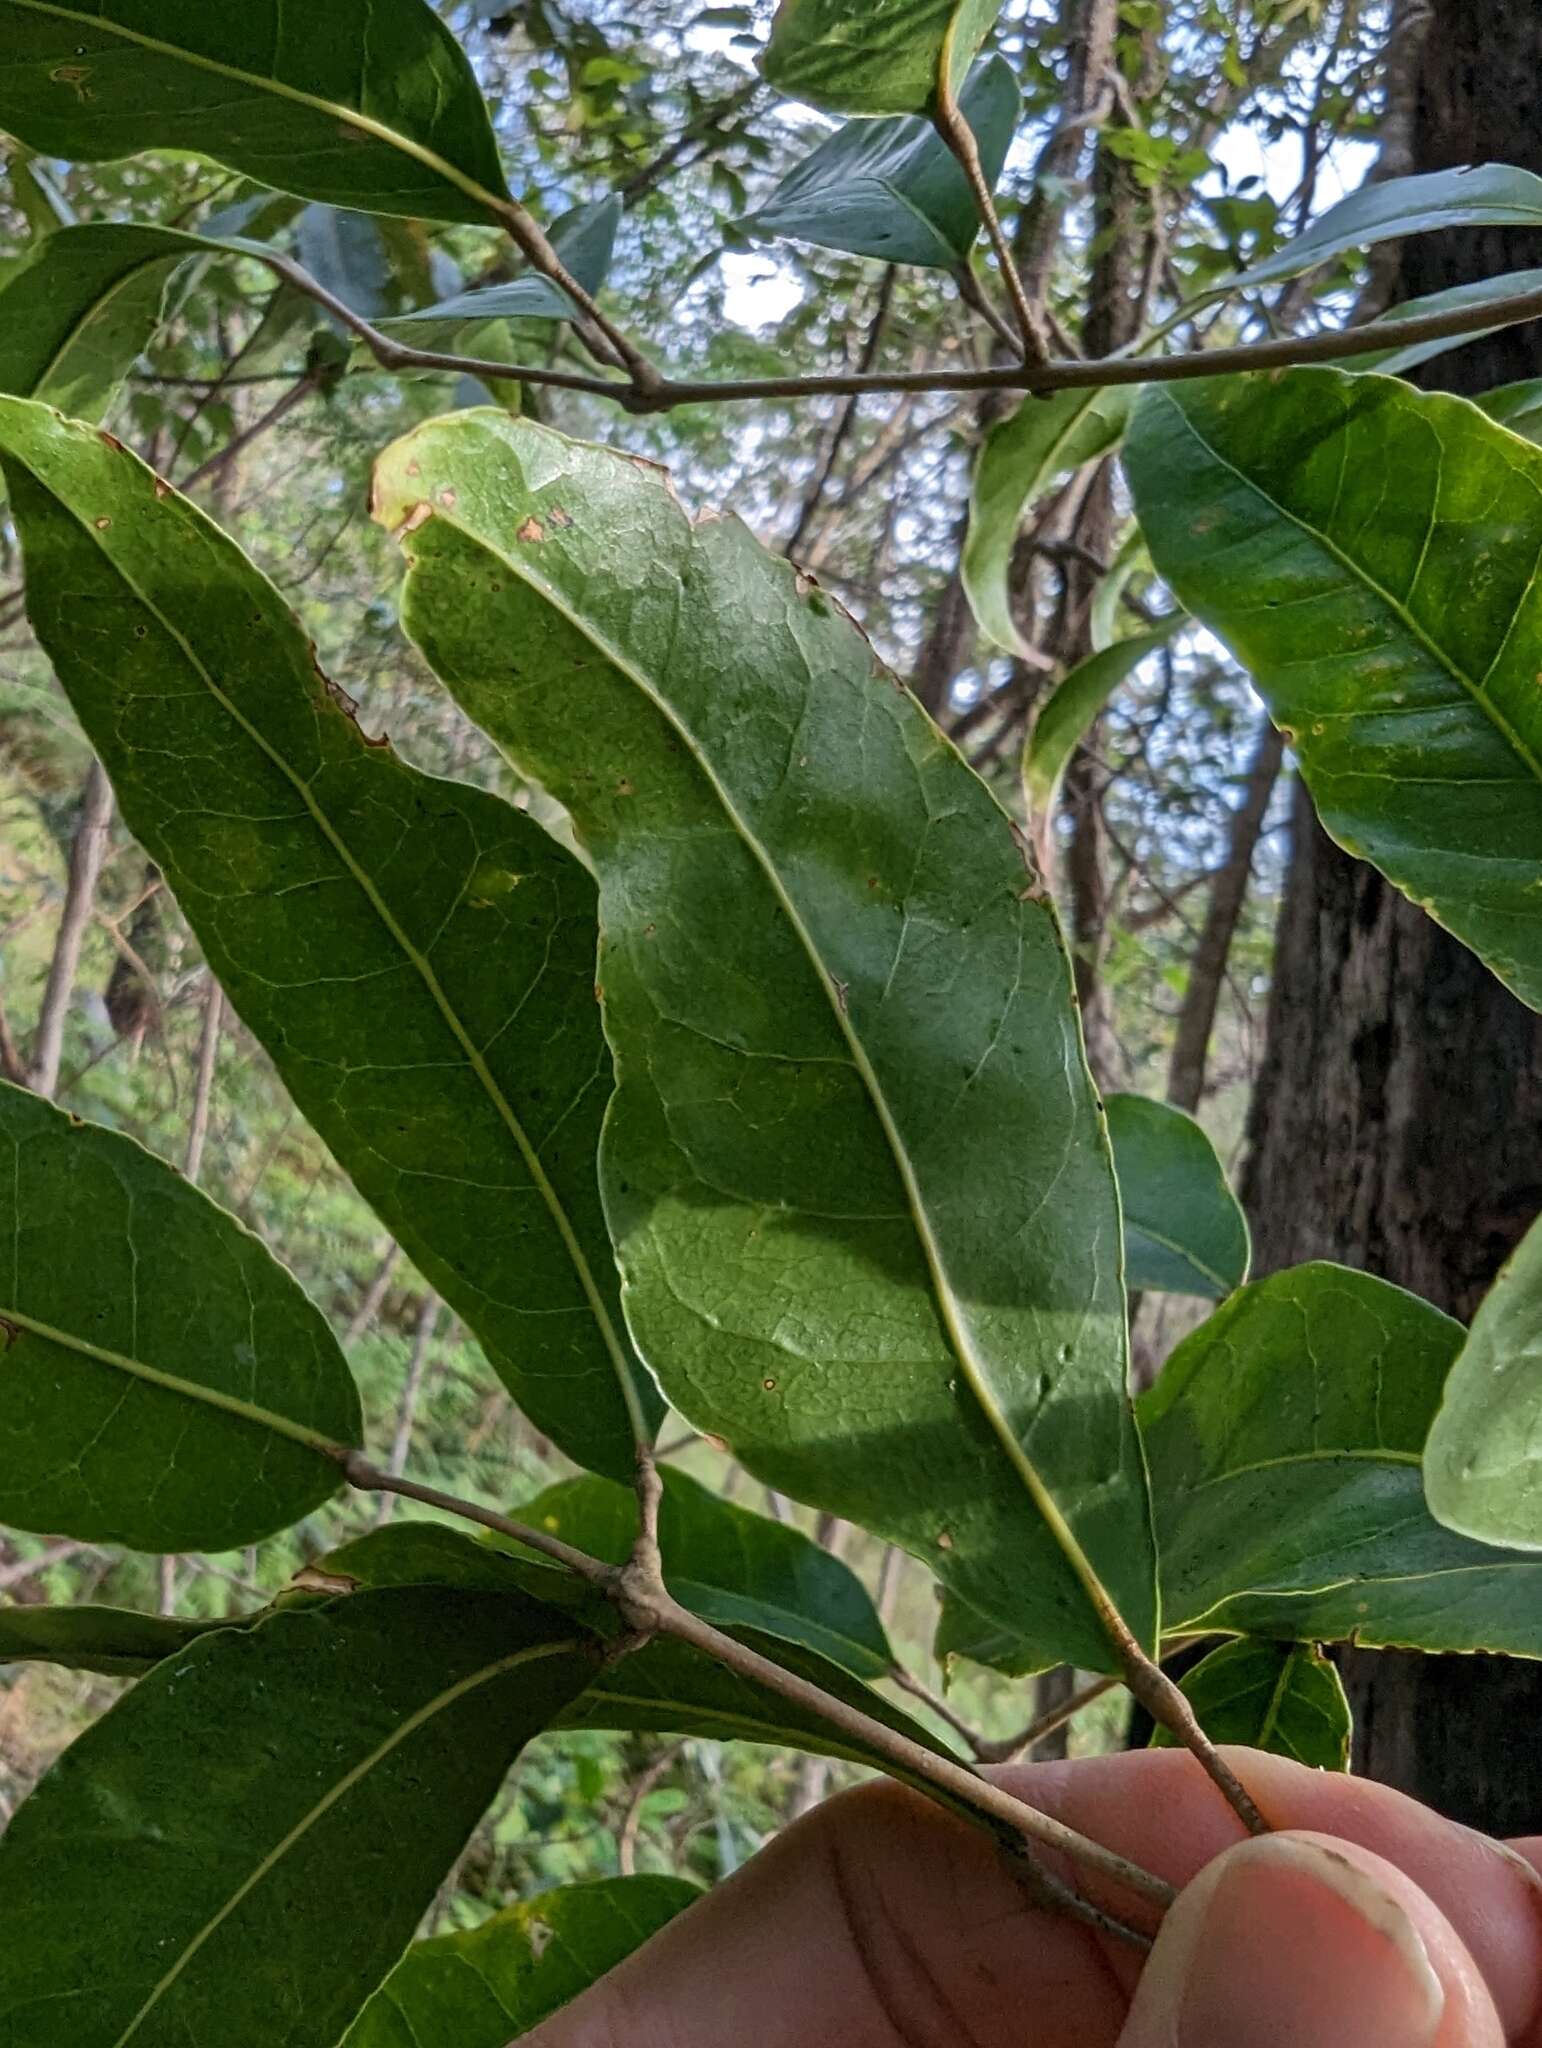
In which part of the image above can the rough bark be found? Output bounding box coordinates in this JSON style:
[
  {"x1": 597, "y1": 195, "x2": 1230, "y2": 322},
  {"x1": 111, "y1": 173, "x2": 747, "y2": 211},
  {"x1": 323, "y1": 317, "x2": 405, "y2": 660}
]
[
  {"x1": 1166, "y1": 719, "x2": 1285, "y2": 1114},
  {"x1": 1242, "y1": 0, "x2": 1542, "y2": 1829}
]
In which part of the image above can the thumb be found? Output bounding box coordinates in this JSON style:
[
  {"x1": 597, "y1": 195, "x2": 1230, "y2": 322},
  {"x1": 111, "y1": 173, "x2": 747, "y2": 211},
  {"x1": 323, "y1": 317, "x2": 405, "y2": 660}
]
[{"x1": 1118, "y1": 1830, "x2": 1504, "y2": 2047}]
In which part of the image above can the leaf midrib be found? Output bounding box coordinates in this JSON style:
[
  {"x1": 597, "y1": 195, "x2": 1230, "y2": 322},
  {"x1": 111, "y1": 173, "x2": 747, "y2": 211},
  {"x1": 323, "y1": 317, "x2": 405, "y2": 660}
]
[
  {"x1": 0, "y1": 1303, "x2": 341, "y2": 1455},
  {"x1": 10, "y1": 0, "x2": 509, "y2": 222},
  {"x1": 110, "y1": 1636, "x2": 581, "y2": 2048},
  {"x1": 20, "y1": 447, "x2": 645, "y2": 1442},
  {"x1": 419, "y1": 469, "x2": 1131, "y2": 1647},
  {"x1": 1160, "y1": 385, "x2": 1542, "y2": 795}
]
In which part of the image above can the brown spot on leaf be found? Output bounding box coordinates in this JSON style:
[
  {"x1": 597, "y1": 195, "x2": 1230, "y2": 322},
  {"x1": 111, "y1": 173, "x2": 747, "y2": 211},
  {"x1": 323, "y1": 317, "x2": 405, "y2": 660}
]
[
  {"x1": 153, "y1": 476, "x2": 171, "y2": 499},
  {"x1": 438, "y1": 488, "x2": 457, "y2": 509},
  {"x1": 517, "y1": 515, "x2": 546, "y2": 543},
  {"x1": 548, "y1": 504, "x2": 574, "y2": 528},
  {"x1": 615, "y1": 776, "x2": 634, "y2": 796},
  {"x1": 93, "y1": 516, "x2": 111, "y2": 531},
  {"x1": 936, "y1": 1529, "x2": 954, "y2": 1551},
  {"x1": 0, "y1": 1316, "x2": 20, "y2": 1352},
  {"x1": 97, "y1": 430, "x2": 127, "y2": 453},
  {"x1": 830, "y1": 975, "x2": 849, "y2": 1013},
  {"x1": 761, "y1": 1377, "x2": 777, "y2": 1392},
  {"x1": 397, "y1": 500, "x2": 434, "y2": 536}
]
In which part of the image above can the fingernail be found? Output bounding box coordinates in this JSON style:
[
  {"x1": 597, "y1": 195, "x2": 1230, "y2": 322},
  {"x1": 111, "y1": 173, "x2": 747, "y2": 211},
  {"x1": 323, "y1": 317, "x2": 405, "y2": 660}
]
[{"x1": 1122, "y1": 1835, "x2": 1445, "y2": 2047}]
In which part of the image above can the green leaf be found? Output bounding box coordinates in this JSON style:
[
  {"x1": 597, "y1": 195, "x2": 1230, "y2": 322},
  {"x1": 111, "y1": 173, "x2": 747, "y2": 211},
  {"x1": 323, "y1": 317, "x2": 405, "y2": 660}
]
[
  {"x1": 1125, "y1": 369, "x2": 1542, "y2": 1012},
  {"x1": 741, "y1": 56, "x2": 1017, "y2": 268},
  {"x1": 1022, "y1": 621, "x2": 1181, "y2": 820},
  {"x1": 344, "y1": 1876, "x2": 700, "y2": 2048},
  {"x1": 1105, "y1": 1092, "x2": 1250, "y2": 1299},
  {"x1": 316, "y1": 1523, "x2": 961, "y2": 1773},
  {"x1": 1232, "y1": 163, "x2": 1542, "y2": 289},
  {"x1": 0, "y1": 0, "x2": 511, "y2": 224},
  {"x1": 506, "y1": 1469, "x2": 894, "y2": 1677},
  {"x1": 1425, "y1": 1210, "x2": 1542, "y2": 1548},
  {"x1": 373, "y1": 411, "x2": 1157, "y2": 1678},
  {"x1": 1139, "y1": 1263, "x2": 1542, "y2": 1657},
  {"x1": 0, "y1": 220, "x2": 203, "y2": 418},
  {"x1": 761, "y1": 0, "x2": 1005, "y2": 113},
  {"x1": 0, "y1": 1081, "x2": 359, "y2": 1550},
  {"x1": 383, "y1": 198, "x2": 621, "y2": 335},
  {"x1": 964, "y1": 386, "x2": 1132, "y2": 654},
  {"x1": 0, "y1": 1604, "x2": 226, "y2": 1677},
  {"x1": 1480, "y1": 378, "x2": 1542, "y2": 444},
  {"x1": 1335, "y1": 268, "x2": 1542, "y2": 379},
  {"x1": 1151, "y1": 1638, "x2": 1351, "y2": 1770},
  {"x1": 0, "y1": 1589, "x2": 599, "y2": 2048},
  {"x1": 0, "y1": 396, "x2": 655, "y2": 1481}
]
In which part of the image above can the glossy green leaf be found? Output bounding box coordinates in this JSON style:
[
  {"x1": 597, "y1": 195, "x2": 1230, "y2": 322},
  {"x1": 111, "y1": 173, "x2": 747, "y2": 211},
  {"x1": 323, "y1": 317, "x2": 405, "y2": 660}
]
[
  {"x1": 742, "y1": 56, "x2": 1017, "y2": 268},
  {"x1": 964, "y1": 386, "x2": 1132, "y2": 654},
  {"x1": 506, "y1": 1469, "x2": 894, "y2": 1677},
  {"x1": 1336, "y1": 268, "x2": 1542, "y2": 379},
  {"x1": 1425, "y1": 1210, "x2": 1542, "y2": 1548},
  {"x1": 383, "y1": 198, "x2": 621, "y2": 336},
  {"x1": 0, "y1": 396, "x2": 655, "y2": 1480},
  {"x1": 1126, "y1": 369, "x2": 1542, "y2": 1012},
  {"x1": 0, "y1": 220, "x2": 203, "y2": 417},
  {"x1": 0, "y1": 1588, "x2": 598, "y2": 2048},
  {"x1": 345, "y1": 1876, "x2": 699, "y2": 2048},
  {"x1": 1105, "y1": 1092, "x2": 1250, "y2": 1299},
  {"x1": 1089, "y1": 524, "x2": 1151, "y2": 652},
  {"x1": 0, "y1": 0, "x2": 511, "y2": 224},
  {"x1": 0, "y1": 1604, "x2": 226, "y2": 1677},
  {"x1": 761, "y1": 0, "x2": 1004, "y2": 113},
  {"x1": 0, "y1": 1081, "x2": 359, "y2": 1550},
  {"x1": 1234, "y1": 163, "x2": 1542, "y2": 289},
  {"x1": 1140, "y1": 1263, "x2": 1542, "y2": 1657},
  {"x1": 5, "y1": 150, "x2": 75, "y2": 234},
  {"x1": 1151, "y1": 1637, "x2": 1351, "y2": 1770},
  {"x1": 375, "y1": 409, "x2": 1156, "y2": 1678},
  {"x1": 1480, "y1": 378, "x2": 1542, "y2": 444},
  {"x1": 1022, "y1": 622, "x2": 1181, "y2": 820},
  {"x1": 317, "y1": 1523, "x2": 961, "y2": 1771}
]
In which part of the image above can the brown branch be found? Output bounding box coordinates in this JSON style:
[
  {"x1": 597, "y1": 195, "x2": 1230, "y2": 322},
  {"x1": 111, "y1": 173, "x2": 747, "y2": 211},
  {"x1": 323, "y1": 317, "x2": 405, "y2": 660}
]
[
  {"x1": 241, "y1": 244, "x2": 1542, "y2": 415},
  {"x1": 933, "y1": 75, "x2": 1050, "y2": 367},
  {"x1": 337, "y1": 1449, "x2": 1173, "y2": 1923},
  {"x1": 976, "y1": 1675, "x2": 1121, "y2": 1764},
  {"x1": 619, "y1": 82, "x2": 759, "y2": 206},
  {"x1": 618, "y1": 1740, "x2": 687, "y2": 1876},
  {"x1": 1015, "y1": 0, "x2": 1120, "y2": 306},
  {"x1": 177, "y1": 372, "x2": 318, "y2": 493},
  {"x1": 345, "y1": 1241, "x2": 401, "y2": 1346},
  {"x1": 1167, "y1": 718, "x2": 1287, "y2": 1112},
  {"x1": 374, "y1": 1292, "x2": 442, "y2": 1527},
  {"x1": 28, "y1": 760, "x2": 114, "y2": 1099},
  {"x1": 784, "y1": 268, "x2": 896, "y2": 561}
]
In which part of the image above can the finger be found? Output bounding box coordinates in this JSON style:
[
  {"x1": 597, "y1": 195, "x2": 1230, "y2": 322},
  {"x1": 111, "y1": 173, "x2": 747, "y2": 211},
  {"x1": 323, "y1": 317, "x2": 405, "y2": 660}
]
[
  {"x1": 1020, "y1": 1746, "x2": 1542, "y2": 2038},
  {"x1": 1118, "y1": 1830, "x2": 1503, "y2": 2047},
  {"x1": 521, "y1": 1775, "x2": 1130, "y2": 2048}
]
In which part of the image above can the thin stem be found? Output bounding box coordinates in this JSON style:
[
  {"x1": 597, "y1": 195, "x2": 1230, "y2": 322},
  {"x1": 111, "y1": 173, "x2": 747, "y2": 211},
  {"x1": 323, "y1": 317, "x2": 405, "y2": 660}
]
[
  {"x1": 28, "y1": 761, "x2": 114, "y2": 1099},
  {"x1": 892, "y1": 1668, "x2": 993, "y2": 1758},
  {"x1": 490, "y1": 195, "x2": 661, "y2": 393},
  {"x1": 1108, "y1": 1616, "x2": 1269, "y2": 1835},
  {"x1": 338, "y1": 1450, "x2": 1175, "y2": 1918},
  {"x1": 178, "y1": 373, "x2": 318, "y2": 492},
  {"x1": 933, "y1": 77, "x2": 1052, "y2": 368},
  {"x1": 976, "y1": 1675, "x2": 1121, "y2": 1764},
  {"x1": 183, "y1": 978, "x2": 222, "y2": 1184}
]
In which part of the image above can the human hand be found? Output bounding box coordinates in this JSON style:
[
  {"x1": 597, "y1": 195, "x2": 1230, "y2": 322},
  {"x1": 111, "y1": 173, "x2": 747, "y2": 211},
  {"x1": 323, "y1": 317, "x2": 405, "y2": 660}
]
[{"x1": 524, "y1": 1746, "x2": 1542, "y2": 2046}]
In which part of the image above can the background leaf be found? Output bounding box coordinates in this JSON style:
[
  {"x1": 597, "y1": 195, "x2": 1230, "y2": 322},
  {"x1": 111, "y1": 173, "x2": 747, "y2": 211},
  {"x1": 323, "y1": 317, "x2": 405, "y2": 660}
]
[
  {"x1": 964, "y1": 386, "x2": 1132, "y2": 654},
  {"x1": 1105, "y1": 1091, "x2": 1250, "y2": 1299},
  {"x1": 1232, "y1": 163, "x2": 1542, "y2": 288},
  {"x1": 0, "y1": 1081, "x2": 359, "y2": 1550},
  {"x1": 1022, "y1": 621, "x2": 1182, "y2": 820},
  {"x1": 382, "y1": 199, "x2": 622, "y2": 337},
  {"x1": 0, "y1": 220, "x2": 202, "y2": 417},
  {"x1": 344, "y1": 1876, "x2": 699, "y2": 2048},
  {"x1": 1334, "y1": 269, "x2": 1542, "y2": 379},
  {"x1": 741, "y1": 56, "x2": 1017, "y2": 267},
  {"x1": 375, "y1": 409, "x2": 1156, "y2": 1678},
  {"x1": 0, "y1": 0, "x2": 511, "y2": 223},
  {"x1": 1126, "y1": 369, "x2": 1542, "y2": 1011},
  {"x1": 0, "y1": 1588, "x2": 600, "y2": 2048},
  {"x1": 0, "y1": 1604, "x2": 225, "y2": 1678},
  {"x1": 1151, "y1": 1637, "x2": 1351, "y2": 1769},
  {"x1": 761, "y1": 0, "x2": 1006, "y2": 113},
  {"x1": 505, "y1": 1469, "x2": 894, "y2": 1677},
  {"x1": 1425, "y1": 1209, "x2": 1542, "y2": 1547},
  {"x1": 1480, "y1": 378, "x2": 1542, "y2": 443},
  {"x1": 0, "y1": 395, "x2": 655, "y2": 1481},
  {"x1": 1139, "y1": 1263, "x2": 1542, "y2": 1657}
]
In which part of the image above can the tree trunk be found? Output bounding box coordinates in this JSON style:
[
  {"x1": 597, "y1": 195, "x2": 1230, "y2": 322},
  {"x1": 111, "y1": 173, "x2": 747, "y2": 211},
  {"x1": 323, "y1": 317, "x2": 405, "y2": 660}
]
[{"x1": 1242, "y1": 0, "x2": 1542, "y2": 1831}]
